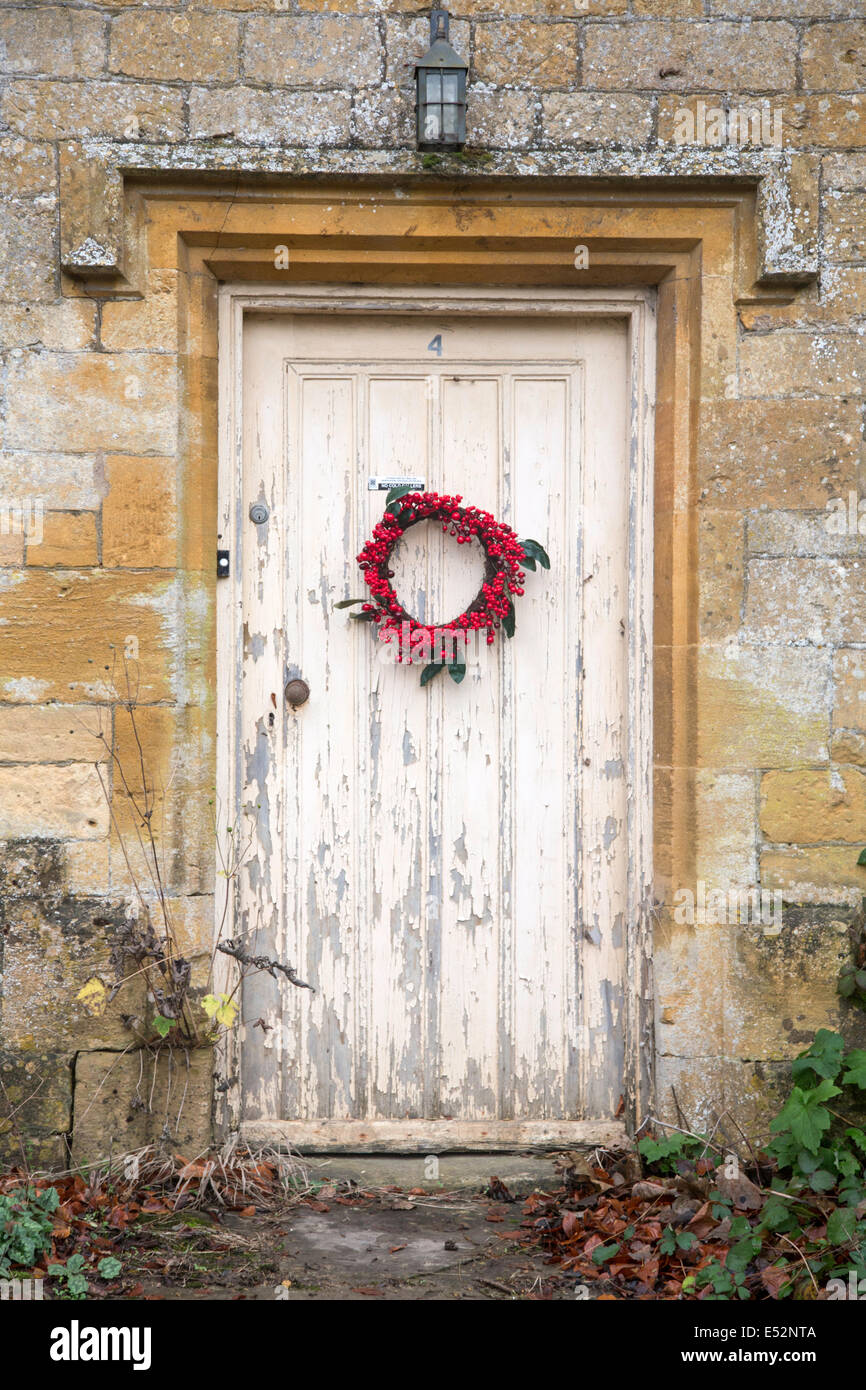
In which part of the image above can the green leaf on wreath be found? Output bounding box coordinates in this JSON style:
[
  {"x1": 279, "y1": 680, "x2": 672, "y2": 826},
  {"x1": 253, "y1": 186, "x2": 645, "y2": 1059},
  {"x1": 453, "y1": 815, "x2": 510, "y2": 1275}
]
[
  {"x1": 448, "y1": 662, "x2": 466, "y2": 684},
  {"x1": 386, "y1": 485, "x2": 414, "y2": 507},
  {"x1": 420, "y1": 663, "x2": 444, "y2": 686},
  {"x1": 502, "y1": 601, "x2": 516, "y2": 639},
  {"x1": 858, "y1": 847, "x2": 866, "y2": 867},
  {"x1": 350, "y1": 611, "x2": 378, "y2": 621},
  {"x1": 334, "y1": 598, "x2": 366, "y2": 609},
  {"x1": 521, "y1": 538, "x2": 550, "y2": 570},
  {"x1": 521, "y1": 555, "x2": 537, "y2": 571}
]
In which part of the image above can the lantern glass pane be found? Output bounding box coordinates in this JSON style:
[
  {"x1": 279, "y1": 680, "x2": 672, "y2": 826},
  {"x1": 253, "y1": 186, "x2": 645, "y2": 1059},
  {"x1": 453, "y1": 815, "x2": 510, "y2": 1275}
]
[
  {"x1": 442, "y1": 104, "x2": 458, "y2": 137},
  {"x1": 427, "y1": 71, "x2": 442, "y2": 100},
  {"x1": 442, "y1": 71, "x2": 459, "y2": 102},
  {"x1": 424, "y1": 107, "x2": 442, "y2": 142}
]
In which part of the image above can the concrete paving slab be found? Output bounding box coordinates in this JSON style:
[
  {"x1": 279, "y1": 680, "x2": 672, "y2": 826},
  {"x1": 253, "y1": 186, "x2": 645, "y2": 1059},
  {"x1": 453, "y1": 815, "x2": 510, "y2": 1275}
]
[{"x1": 278, "y1": 1200, "x2": 521, "y2": 1279}]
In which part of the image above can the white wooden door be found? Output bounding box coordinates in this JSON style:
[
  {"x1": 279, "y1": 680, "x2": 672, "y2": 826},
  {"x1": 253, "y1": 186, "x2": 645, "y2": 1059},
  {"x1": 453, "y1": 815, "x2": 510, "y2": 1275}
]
[{"x1": 233, "y1": 306, "x2": 636, "y2": 1150}]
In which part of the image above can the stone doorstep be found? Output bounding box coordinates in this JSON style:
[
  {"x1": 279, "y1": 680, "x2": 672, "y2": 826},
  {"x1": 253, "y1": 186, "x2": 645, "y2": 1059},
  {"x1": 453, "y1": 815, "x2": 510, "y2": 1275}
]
[{"x1": 297, "y1": 1153, "x2": 560, "y2": 1194}]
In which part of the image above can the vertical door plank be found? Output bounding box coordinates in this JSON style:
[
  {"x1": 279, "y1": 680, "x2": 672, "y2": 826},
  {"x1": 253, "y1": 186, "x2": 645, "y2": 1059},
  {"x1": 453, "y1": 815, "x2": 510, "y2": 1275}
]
[
  {"x1": 437, "y1": 375, "x2": 502, "y2": 1119},
  {"x1": 287, "y1": 372, "x2": 358, "y2": 1119},
  {"x1": 238, "y1": 317, "x2": 288, "y2": 1120},
  {"x1": 366, "y1": 376, "x2": 431, "y2": 1118},
  {"x1": 511, "y1": 375, "x2": 572, "y2": 1118},
  {"x1": 578, "y1": 322, "x2": 630, "y2": 1117}
]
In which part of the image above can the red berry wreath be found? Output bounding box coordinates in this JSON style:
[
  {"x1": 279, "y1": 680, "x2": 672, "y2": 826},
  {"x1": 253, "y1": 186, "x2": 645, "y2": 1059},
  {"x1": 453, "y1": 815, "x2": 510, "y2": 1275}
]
[{"x1": 337, "y1": 488, "x2": 549, "y2": 685}]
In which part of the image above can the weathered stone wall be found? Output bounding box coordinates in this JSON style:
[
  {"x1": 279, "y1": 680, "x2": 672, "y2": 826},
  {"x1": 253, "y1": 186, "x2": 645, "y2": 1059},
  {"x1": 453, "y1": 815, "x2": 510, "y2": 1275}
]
[{"x1": 2, "y1": 0, "x2": 866, "y2": 1160}]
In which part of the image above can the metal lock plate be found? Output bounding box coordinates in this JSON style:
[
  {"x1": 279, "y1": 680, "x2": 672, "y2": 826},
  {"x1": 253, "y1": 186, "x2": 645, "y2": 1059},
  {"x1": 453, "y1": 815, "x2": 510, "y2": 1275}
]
[{"x1": 249, "y1": 502, "x2": 270, "y2": 525}]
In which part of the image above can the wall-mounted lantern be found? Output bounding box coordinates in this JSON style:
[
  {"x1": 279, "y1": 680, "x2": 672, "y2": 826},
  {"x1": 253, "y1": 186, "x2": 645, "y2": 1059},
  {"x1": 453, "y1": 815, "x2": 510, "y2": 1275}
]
[{"x1": 415, "y1": 9, "x2": 467, "y2": 151}]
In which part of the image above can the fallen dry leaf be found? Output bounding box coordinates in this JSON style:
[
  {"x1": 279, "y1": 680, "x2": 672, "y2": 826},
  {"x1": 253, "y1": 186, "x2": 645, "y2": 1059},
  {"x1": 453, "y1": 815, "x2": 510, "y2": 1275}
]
[
  {"x1": 760, "y1": 1264, "x2": 791, "y2": 1296},
  {"x1": 631, "y1": 1181, "x2": 672, "y2": 1201},
  {"x1": 713, "y1": 1164, "x2": 763, "y2": 1212},
  {"x1": 562, "y1": 1211, "x2": 581, "y2": 1238}
]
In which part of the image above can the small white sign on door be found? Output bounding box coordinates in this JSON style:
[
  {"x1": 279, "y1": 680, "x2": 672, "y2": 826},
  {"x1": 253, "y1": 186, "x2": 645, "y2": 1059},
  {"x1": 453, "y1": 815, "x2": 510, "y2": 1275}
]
[{"x1": 368, "y1": 476, "x2": 426, "y2": 491}]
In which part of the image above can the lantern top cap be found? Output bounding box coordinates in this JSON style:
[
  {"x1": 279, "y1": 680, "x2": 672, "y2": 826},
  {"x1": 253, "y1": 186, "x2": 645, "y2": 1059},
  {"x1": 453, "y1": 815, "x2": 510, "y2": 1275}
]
[{"x1": 415, "y1": 8, "x2": 467, "y2": 71}]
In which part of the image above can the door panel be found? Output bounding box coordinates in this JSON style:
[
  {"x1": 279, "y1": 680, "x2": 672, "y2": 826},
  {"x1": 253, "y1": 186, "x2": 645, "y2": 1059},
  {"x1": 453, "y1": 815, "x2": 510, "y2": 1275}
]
[{"x1": 238, "y1": 312, "x2": 630, "y2": 1135}]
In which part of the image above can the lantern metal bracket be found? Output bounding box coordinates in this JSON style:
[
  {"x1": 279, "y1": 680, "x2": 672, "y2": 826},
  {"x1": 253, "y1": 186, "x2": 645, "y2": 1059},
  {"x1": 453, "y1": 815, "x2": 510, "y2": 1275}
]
[{"x1": 429, "y1": 7, "x2": 449, "y2": 42}]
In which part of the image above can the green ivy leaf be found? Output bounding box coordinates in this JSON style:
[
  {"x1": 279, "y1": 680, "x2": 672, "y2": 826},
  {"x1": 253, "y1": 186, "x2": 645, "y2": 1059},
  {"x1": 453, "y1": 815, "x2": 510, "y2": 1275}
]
[
  {"x1": 858, "y1": 847, "x2": 866, "y2": 867},
  {"x1": 334, "y1": 598, "x2": 367, "y2": 609},
  {"x1": 827, "y1": 1206, "x2": 860, "y2": 1246},
  {"x1": 759, "y1": 1196, "x2": 796, "y2": 1234},
  {"x1": 791, "y1": 1029, "x2": 846, "y2": 1082},
  {"x1": 809, "y1": 1169, "x2": 837, "y2": 1193},
  {"x1": 841, "y1": 1049, "x2": 866, "y2": 1089},
  {"x1": 659, "y1": 1227, "x2": 677, "y2": 1256},
  {"x1": 152, "y1": 1013, "x2": 174, "y2": 1039},
  {"x1": 770, "y1": 1079, "x2": 840, "y2": 1154},
  {"x1": 727, "y1": 1232, "x2": 762, "y2": 1273},
  {"x1": 845, "y1": 1127, "x2": 866, "y2": 1154},
  {"x1": 767, "y1": 1129, "x2": 800, "y2": 1168},
  {"x1": 591, "y1": 1241, "x2": 621, "y2": 1265},
  {"x1": 835, "y1": 1149, "x2": 860, "y2": 1178}
]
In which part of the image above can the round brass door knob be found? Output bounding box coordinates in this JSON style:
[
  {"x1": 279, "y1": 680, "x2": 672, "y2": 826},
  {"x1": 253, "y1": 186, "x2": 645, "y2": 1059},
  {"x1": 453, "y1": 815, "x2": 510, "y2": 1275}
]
[{"x1": 285, "y1": 678, "x2": 310, "y2": 708}]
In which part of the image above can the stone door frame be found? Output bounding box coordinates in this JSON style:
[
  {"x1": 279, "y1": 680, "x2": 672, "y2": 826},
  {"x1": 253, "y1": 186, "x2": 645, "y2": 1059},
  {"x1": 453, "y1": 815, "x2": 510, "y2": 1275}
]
[{"x1": 59, "y1": 172, "x2": 812, "y2": 1141}]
